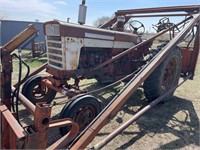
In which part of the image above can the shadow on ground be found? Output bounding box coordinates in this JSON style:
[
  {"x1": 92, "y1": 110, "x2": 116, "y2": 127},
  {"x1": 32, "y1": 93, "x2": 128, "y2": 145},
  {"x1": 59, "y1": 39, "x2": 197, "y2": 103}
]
[{"x1": 115, "y1": 96, "x2": 199, "y2": 149}]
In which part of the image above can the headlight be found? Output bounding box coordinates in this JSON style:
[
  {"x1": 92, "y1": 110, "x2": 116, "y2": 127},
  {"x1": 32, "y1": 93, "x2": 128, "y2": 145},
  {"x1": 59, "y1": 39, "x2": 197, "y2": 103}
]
[{"x1": 45, "y1": 24, "x2": 60, "y2": 36}]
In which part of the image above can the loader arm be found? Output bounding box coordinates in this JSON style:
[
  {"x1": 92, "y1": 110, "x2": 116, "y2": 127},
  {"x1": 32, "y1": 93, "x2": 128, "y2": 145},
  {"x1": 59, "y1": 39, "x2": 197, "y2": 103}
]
[{"x1": 0, "y1": 24, "x2": 38, "y2": 109}]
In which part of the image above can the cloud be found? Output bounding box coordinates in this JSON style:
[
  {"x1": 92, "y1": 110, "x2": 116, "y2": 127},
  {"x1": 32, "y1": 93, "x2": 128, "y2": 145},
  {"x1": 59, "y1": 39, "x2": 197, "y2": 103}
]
[
  {"x1": 54, "y1": 0, "x2": 68, "y2": 5},
  {"x1": 2, "y1": 0, "x2": 56, "y2": 14},
  {"x1": 1, "y1": 0, "x2": 68, "y2": 21}
]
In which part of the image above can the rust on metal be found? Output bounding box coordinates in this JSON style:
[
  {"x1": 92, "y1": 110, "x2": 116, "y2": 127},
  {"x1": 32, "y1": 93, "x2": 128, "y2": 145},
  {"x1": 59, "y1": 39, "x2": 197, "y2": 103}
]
[
  {"x1": 44, "y1": 20, "x2": 139, "y2": 42},
  {"x1": 127, "y1": 13, "x2": 191, "y2": 18},
  {"x1": 70, "y1": 14, "x2": 200, "y2": 149},
  {"x1": 33, "y1": 103, "x2": 52, "y2": 132},
  {"x1": 32, "y1": 103, "x2": 52, "y2": 148},
  {"x1": 181, "y1": 47, "x2": 193, "y2": 74},
  {"x1": 49, "y1": 118, "x2": 73, "y2": 128},
  {"x1": 1, "y1": 24, "x2": 38, "y2": 110},
  {"x1": 32, "y1": 41, "x2": 46, "y2": 58},
  {"x1": 42, "y1": 78, "x2": 86, "y2": 98},
  {"x1": 188, "y1": 24, "x2": 200, "y2": 79},
  {"x1": 93, "y1": 73, "x2": 193, "y2": 149},
  {"x1": 0, "y1": 5, "x2": 200, "y2": 150},
  {"x1": 12, "y1": 87, "x2": 35, "y2": 115},
  {"x1": 47, "y1": 120, "x2": 79, "y2": 150},
  {"x1": 93, "y1": 16, "x2": 192, "y2": 71},
  {"x1": 0, "y1": 104, "x2": 27, "y2": 149},
  {"x1": 115, "y1": 5, "x2": 200, "y2": 16}
]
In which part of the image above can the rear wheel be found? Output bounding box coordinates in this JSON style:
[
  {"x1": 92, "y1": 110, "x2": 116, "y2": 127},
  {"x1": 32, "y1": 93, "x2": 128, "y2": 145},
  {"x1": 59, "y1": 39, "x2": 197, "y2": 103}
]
[
  {"x1": 22, "y1": 75, "x2": 57, "y2": 104},
  {"x1": 59, "y1": 95, "x2": 101, "y2": 136},
  {"x1": 143, "y1": 47, "x2": 182, "y2": 101}
]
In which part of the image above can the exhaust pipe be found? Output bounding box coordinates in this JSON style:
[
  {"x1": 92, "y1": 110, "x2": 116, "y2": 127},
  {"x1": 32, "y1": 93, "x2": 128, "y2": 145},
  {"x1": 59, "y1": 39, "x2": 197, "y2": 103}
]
[{"x1": 78, "y1": 0, "x2": 87, "y2": 25}]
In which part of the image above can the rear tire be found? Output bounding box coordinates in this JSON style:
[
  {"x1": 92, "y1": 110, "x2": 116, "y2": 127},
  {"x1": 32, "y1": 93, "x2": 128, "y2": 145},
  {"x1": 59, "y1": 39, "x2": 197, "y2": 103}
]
[{"x1": 143, "y1": 47, "x2": 182, "y2": 101}]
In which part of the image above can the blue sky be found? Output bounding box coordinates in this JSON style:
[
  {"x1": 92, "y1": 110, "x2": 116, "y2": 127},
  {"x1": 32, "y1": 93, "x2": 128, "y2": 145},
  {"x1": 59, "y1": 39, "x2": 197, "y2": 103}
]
[{"x1": 0, "y1": 0, "x2": 199, "y2": 26}]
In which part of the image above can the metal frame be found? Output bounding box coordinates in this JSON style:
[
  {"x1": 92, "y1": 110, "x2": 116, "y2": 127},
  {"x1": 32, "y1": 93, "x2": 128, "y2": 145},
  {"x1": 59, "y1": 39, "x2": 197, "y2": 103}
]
[{"x1": 0, "y1": 5, "x2": 200, "y2": 149}]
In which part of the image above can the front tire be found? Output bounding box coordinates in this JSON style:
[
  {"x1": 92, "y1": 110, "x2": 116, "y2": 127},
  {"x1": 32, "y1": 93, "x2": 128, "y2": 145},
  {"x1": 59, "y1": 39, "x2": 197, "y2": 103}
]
[
  {"x1": 22, "y1": 75, "x2": 57, "y2": 104},
  {"x1": 59, "y1": 95, "x2": 101, "y2": 136},
  {"x1": 143, "y1": 47, "x2": 182, "y2": 101}
]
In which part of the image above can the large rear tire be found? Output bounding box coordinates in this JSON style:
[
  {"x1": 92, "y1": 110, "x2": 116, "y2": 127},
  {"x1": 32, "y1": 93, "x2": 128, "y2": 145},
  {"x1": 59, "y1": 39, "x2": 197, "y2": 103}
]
[{"x1": 143, "y1": 47, "x2": 182, "y2": 101}]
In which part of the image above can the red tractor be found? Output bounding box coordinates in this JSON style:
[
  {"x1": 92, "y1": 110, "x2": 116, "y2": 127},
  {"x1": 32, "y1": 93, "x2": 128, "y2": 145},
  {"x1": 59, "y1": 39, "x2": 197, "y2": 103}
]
[{"x1": 1, "y1": 5, "x2": 199, "y2": 149}]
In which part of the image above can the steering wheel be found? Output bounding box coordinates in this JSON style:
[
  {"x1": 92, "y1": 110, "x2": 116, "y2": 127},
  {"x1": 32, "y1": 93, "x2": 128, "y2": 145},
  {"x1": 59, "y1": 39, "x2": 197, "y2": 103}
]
[{"x1": 126, "y1": 20, "x2": 145, "y2": 35}]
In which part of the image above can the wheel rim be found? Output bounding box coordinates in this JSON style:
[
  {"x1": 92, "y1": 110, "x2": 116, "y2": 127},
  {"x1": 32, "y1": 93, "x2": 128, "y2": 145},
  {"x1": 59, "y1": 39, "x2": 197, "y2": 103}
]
[
  {"x1": 32, "y1": 84, "x2": 48, "y2": 100},
  {"x1": 73, "y1": 105, "x2": 96, "y2": 132},
  {"x1": 161, "y1": 56, "x2": 179, "y2": 92}
]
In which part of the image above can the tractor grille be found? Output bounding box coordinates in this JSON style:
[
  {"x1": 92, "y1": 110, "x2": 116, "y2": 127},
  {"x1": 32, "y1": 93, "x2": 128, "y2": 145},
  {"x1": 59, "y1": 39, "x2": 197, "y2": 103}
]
[{"x1": 46, "y1": 36, "x2": 64, "y2": 69}]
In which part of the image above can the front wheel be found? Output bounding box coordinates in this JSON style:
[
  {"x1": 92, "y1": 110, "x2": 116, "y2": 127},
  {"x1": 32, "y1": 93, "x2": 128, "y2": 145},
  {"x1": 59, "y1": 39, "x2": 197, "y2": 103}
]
[
  {"x1": 143, "y1": 47, "x2": 182, "y2": 101},
  {"x1": 59, "y1": 95, "x2": 101, "y2": 136},
  {"x1": 22, "y1": 75, "x2": 57, "y2": 104}
]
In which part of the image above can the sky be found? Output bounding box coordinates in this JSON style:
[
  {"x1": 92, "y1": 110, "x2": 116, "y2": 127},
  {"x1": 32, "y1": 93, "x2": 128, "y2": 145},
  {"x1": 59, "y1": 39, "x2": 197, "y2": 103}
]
[{"x1": 0, "y1": 0, "x2": 199, "y2": 29}]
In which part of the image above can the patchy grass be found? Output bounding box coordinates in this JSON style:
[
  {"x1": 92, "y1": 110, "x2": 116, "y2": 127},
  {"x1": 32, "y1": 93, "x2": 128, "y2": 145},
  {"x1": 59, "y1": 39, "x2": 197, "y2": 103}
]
[
  {"x1": 15, "y1": 50, "x2": 200, "y2": 149},
  {"x1": 24, "y1": 57, "x2": 47, "y2": 68},
  {"x1": 91, "y1": 57, "x2": 200, "y2": 150},
  {"x1": 12, "y1": 53, "x2": 47, "y2": 84},
  {"x1": 175, "y1": 58, "x2": 200, "y2": 99}
]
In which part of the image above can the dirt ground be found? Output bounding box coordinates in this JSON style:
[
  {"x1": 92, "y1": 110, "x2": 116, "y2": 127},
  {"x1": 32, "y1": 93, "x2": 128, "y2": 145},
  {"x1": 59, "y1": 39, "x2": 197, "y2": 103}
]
[
  {"x1": 93, "y1": 59, "x2": 200, "y2": 150},
  {"x1": 17, "y1": 55, "x2": 200, "y2": 150}
]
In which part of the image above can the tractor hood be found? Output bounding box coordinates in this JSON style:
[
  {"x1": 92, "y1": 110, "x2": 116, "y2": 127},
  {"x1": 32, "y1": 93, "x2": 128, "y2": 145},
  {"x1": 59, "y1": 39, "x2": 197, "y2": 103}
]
[{"x1": 43, "y1": 20, "x2": 142, "y2": 44}]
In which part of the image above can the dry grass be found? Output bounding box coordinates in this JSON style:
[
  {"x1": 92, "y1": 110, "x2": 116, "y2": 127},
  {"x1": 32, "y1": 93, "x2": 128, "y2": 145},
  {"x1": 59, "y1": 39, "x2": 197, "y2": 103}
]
[{"x1": 89, "y1": 57, "x2": 200, "y2": 150}]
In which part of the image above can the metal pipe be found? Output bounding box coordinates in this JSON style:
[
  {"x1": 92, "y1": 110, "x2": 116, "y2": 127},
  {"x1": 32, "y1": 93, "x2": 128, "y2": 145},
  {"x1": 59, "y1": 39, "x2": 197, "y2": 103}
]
[
  {"x1": 93, "y1": 74, "x2": 192, "y2": 149},
  {"x1": 47, "y1": 121, "x2": 79, "y2": 150},
  {"x1": 100, "y1": 17, "x2": 117, "y2": 29},
  {"x1": 11, "y1": 87, "x2": 35, "y2": 115},
  {"x1": 116, "y1": 5, "x2": 200, "y2": 16},
  {"x1": 0, "y1": 104, "x2": 27, "y2": 139},
  {"x1": 49, "y1": 118, "x2": 73, "y2": 128},
  {"x1": 82, "y1": 0, "x2": 86, "y2": 5},
  {"x1": 78, "y1": 0, "x2": 87, "y2": 25},
  {"x1": 127, "y1": 13, "x2": 190, "y2": 18}
]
